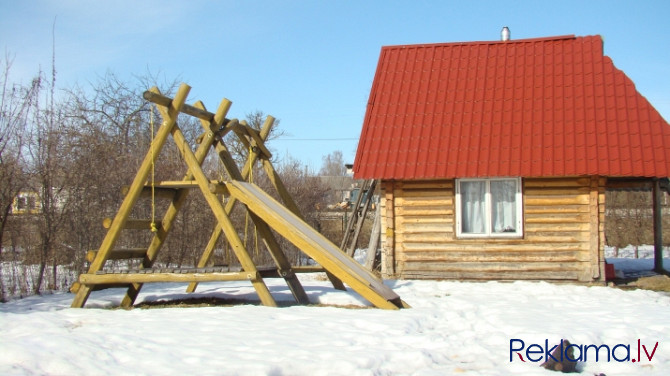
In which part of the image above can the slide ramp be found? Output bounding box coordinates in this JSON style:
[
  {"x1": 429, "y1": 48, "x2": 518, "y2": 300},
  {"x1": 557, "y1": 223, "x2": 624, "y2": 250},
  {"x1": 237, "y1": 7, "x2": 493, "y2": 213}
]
[{"x1": 226, "y1": 181, "x2": 408, "y2": 310}]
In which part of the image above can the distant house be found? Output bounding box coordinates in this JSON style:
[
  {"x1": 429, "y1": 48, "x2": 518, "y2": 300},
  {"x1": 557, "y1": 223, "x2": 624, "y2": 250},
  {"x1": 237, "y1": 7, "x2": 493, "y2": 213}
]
[
  {"x1": 11, "y1": 191, "x2": 41, "y2": 215},
  {"x1": 354, "y1": 34, "x2": 670, "y2": 283}
]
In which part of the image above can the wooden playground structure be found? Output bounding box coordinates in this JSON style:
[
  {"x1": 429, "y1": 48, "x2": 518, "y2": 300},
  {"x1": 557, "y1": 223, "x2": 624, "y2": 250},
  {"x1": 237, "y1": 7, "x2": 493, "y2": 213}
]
[{"x1": 70, "y1": 83, "x2": 408, "y2": 310}]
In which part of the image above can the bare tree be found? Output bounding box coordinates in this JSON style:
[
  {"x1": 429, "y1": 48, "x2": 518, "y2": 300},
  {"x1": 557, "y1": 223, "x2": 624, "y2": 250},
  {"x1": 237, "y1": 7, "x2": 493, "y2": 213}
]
[
  {"x1": 0, "y1": 57, "x2": 40, "y2": 255},
  {"x1": 0, "y1": 57, "x2": 43, "y2": 300},
  {"x1": 319, "y1": 150, "x2": 347, "y2": 176},
  {"x1": 223, "y1": 110, "x2": 284, "y2": 166}
]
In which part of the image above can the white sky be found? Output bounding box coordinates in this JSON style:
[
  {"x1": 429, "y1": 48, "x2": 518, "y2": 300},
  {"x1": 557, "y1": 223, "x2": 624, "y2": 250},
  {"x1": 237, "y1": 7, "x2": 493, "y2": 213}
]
[{"x1": 1, "y1": 0, "x2": 669, "y2": 169}]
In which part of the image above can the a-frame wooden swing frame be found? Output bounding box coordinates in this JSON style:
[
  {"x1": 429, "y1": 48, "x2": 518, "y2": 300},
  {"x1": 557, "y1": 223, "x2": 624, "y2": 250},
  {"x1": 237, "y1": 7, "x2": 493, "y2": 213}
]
[{"x1": 71, "y1": 83, "x2": 407, "y2": 310}]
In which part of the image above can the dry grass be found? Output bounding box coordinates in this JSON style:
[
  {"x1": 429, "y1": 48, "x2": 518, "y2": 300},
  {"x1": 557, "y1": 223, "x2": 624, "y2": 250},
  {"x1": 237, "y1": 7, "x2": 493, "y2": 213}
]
[{"x1": 630, "y1": 275, "x2": 670, "y2": 292}]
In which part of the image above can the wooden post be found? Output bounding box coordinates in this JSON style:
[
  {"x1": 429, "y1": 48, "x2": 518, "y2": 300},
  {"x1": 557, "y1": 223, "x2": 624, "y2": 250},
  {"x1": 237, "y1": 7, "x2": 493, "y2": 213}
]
[
  {"x1": 587, "y1": 176, "x2": 601, "y2": 282},
  {"x1": 652, "y1": 178, "x2": 664, "y2": 274},
  {"x1": 70, "y1": 84, "x2": 191, "y2": 309},
  {"x1": 383, "y1": 181, "x2": 396, "y2": 278}
]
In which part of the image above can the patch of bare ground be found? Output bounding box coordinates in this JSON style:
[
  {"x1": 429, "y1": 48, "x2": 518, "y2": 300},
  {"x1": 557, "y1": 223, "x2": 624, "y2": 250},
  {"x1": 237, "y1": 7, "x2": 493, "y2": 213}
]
[{"x1": 122, "y1": 297, "x2": 372, "y2": 310}]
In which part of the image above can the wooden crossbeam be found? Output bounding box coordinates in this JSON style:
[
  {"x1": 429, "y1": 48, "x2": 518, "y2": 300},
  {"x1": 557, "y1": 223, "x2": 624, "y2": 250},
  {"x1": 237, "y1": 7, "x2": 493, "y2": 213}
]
[
  {"x1": 80, "y1": 270, "x2": 255, "y2": 284},
  {"x1": 122, "y1": 185, "x2": 177, "y2": 199},
  {"x1": 102, "y1": 218, "x2": 158, "y2": 231}
]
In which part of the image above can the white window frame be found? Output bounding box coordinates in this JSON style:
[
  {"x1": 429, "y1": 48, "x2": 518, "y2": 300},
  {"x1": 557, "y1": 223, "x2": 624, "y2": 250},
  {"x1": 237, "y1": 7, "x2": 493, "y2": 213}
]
[{"x1": 455, "y1": 177, "x2": 523, "y2": 238}]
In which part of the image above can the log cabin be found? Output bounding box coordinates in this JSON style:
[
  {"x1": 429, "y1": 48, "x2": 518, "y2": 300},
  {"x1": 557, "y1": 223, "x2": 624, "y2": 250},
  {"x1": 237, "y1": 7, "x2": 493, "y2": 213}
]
[{"x1": 353, "y1": 33, "x2": 670, "y2": 283}]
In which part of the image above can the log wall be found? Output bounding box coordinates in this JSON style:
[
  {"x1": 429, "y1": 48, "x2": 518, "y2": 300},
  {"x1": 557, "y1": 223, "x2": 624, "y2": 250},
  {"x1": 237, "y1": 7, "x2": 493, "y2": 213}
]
[{"x1": 380, "y1": 177, "x2": 606, "y2": 282}]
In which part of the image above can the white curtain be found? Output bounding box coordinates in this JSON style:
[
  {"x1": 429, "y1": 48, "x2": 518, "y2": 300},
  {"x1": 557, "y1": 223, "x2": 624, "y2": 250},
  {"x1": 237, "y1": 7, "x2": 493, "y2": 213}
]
[
  {"x1": 491, "y1": 180, "x2": 517, "y2": 233},
  {"x1": 461, "y1": 181, "x2": 486, "y2": 234}
]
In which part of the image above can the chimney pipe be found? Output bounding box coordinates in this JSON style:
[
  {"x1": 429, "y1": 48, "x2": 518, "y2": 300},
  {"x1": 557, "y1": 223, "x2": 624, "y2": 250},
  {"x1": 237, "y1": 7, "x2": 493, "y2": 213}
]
[{"x1": 501, "y1": 26, "x2": 510, "y2": 41}]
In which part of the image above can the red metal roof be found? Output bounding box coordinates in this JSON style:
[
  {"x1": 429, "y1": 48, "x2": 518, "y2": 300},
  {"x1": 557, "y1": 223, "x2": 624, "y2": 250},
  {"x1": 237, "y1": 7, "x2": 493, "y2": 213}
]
[{"x1": 354, "y1": 35, "x2": 670, "y2": 179}]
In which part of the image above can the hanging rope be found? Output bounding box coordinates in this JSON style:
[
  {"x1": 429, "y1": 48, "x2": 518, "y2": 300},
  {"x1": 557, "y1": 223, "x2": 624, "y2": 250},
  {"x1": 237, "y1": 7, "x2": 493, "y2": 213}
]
[{"x1": 150, "y1": 107, "x2": 158, "y2": 233}]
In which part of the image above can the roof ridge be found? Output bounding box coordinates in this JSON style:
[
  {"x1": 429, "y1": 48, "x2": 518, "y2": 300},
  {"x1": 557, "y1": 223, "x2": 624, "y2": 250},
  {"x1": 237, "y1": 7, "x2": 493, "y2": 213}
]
[{"x1": 382, "y1": 34, "x2": 585, "y2": 50}]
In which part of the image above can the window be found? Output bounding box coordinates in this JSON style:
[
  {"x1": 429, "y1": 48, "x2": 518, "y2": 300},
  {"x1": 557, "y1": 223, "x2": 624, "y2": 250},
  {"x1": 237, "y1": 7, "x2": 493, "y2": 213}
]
[{"x1": 455, "y1": 178, "x2": 523, "y2": 238}]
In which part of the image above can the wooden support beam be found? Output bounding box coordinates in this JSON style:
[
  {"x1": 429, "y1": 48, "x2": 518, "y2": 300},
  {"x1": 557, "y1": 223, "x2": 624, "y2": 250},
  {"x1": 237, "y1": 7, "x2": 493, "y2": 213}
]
[
  {"x1": 150, "y1": 180, "x2": 220, "y2": 189},
  {"x1": 102, "y1": 218, "x2": 158, "y2": 231},
  {"x1": 239, "y1": 124, "x2": 273, "y2": 159},
  {"x1": 143, "y1": 90, "x2": 227, "y2": 124},
  {"x1": 80, "y1": 271, "x2": 255, "y2": 285},
  {"x1": 365, "y1": 202, "x2": 382, "y2": 271},
  {"x1": 122, "y1": 185, "x2": 177, "y2": 199},
  {"x1": 652, "y1": 178, "x2": 665, "y2": 274},
  {"x1": 71, "y1": 83, "x2": 192, "y2": 309}
]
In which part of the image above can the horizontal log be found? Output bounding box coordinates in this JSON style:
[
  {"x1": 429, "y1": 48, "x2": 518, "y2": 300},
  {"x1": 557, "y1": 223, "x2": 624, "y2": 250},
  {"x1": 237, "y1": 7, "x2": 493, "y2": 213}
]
[
  {"x1": 152, "y1": 180, "x2": 219, "y2": 189},
  {"x1": 80, "y1": 270, "x2": 255, "y2": 285},
  {"x1": 143, "y1": 90, "x2": 235, "y2": 124},
  {"x1": 102, "y1": 218, "x2": 160, "y2": 230},
  {"x1": 525, "y1": 213, "x2": 590, "y2": 224},
  {"x1": 396, "y1": 233, "x2": 452, "y2": 243},
  {"x1": 393, "y1": 180, "x2": 453, "y2": 190},
  {"x1": 399, "y1": 241, "x2": 589, "y2": 252},
  {"x1": 524, "y1": 187, "x2": 591, "y2": 196},
  {"x1": 399, "y1": 270, "x2": 580, "y2": 281},
  {"x1": 86, "y1": 248, "x2": 148, "y2": 262},
  {"x1": 395, "y1": 197, "x2": 453, "y2": 207},
  {"x1": 523, "y1": 177, "x2": 591, "y2": 188},
  {"x1": 396, "y1": 220, "x2": 454, "y2": 238},
  {"x1": 399, "y1": 261, "x2": 584, "y2": 273},
  {"x1": 394, "y1": 189, "x2": 453, "y2": 198},
  {"x1": 122, "y1": 185, "x2": 177, "y2": 199},
  {"x1": 525, "y1": 222, "x2": 590, "y2": 232},
  {"x1": 397, "y1": 216, "x2": 453, "y2": 225},
  {"x1": 524, "y1": 205, "x2": 589, "y2": 214},
  {"x1": 525, "y1": 196, "x2": 590, "y2": 206},
  {"x1": 292, "y1": 265, "x2": 326, "y2": 273},
  {"x1": 396, "y1": 207, "x2": 451, "y2": 216},
  {"x1": 397, "y1": 250, "x2": 588, "y2": 263},
  {"x1": 524, "y1": 233, "x2": 589, "y2": 243}
]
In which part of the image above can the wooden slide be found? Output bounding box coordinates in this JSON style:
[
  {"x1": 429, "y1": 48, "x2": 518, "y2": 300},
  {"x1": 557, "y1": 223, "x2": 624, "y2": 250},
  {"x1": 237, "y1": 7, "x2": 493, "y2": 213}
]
[{"x1": 225, "y1": 180, "x2": 409, "y2": 310}]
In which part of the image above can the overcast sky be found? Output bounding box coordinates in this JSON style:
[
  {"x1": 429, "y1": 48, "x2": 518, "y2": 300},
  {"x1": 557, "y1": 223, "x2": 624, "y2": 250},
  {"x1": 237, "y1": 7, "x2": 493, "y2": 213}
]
[{"x1": 1, "y1": 0, "x2": 669, "y2": 169}]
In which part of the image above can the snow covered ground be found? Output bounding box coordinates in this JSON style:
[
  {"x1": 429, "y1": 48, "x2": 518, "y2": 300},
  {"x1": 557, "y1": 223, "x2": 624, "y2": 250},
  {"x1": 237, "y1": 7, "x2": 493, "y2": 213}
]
[{"x1": 1, "y1": 258, "x2": 669, "y2": 376}]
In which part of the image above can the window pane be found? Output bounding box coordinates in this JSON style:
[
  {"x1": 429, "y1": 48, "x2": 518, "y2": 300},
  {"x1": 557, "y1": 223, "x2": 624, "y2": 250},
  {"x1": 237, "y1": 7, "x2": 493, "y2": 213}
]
[
  {"x1": 490, "y1": 180, "x2": 517, "y2": 233},
  {"x1": 461, "y1": 181, "x2": 486, "y2": 234}
]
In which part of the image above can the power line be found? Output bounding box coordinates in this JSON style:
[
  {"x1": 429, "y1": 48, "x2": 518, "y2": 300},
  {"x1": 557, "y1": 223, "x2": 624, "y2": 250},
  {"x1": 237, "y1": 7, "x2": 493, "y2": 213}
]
[{"x1": 278, "y1": 138, "x2": 358, "y2": 141}]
